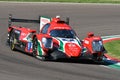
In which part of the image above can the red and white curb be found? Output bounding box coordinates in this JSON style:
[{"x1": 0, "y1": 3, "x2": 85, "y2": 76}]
[
  {"x1": 102, "y1": 35, "x2": 120, "y2": 44},
  {"x1": 102, "y1": 35, "x2": 120, "y2": 62},
  {"x1": 102, "y1": 35, "x2": 120, "y2": 69}
]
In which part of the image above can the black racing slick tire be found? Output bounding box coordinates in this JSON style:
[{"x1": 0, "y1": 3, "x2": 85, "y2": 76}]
[
  {"x1": 50, "y1": 50, "x2": 66, "y2": 60},
  {"x1": 32, "y1": 37, "x2": 46, "y2": 61},
  {"x1": 9, "y1": 33, "x2": 16, "y2": 51},
  {"x1": 32, "y1": 37, "x2": 38, "y2": 57}
]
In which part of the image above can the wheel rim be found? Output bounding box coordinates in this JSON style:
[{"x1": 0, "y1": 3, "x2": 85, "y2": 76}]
[
  {"x1": 11, "y1": 42, "x2": 15, "y2": 50},
  {"x1": 10, "y1": 34, "x2": 15, "y2": 50}
]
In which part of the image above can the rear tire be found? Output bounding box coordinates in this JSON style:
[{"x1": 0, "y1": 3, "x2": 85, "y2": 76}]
[{"x1": 9, "y1": 33, "x2": 16, "y2": 51}]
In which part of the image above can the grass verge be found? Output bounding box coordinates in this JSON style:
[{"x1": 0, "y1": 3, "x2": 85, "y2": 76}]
[
  {"x1": 104, "y1": 40, "x2": 120, "y2": 59},
  {"x1": 0, "y1": 0, "x2": 120, "y2": 3}
]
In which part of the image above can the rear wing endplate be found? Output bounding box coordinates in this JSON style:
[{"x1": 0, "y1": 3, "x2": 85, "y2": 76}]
[
  {"x1": 39, "y1": 16, "x2": 51, "y2": 31},
  {"x1": 39, "y1": 16, "x2": 69, "y2": 31}
]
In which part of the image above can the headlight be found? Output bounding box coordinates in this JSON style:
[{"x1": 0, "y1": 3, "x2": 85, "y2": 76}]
[
  {"x1": 99, "y1": 41, "x2": 103, "y2": 46},
  {"x1": 92, "y1": 40, "x2": 103, "y2": 52},
  {"x1": 42, "y1": 37, "x2": 53, "y2": 49},
  {"x1": 42, "y1": 37, "x2": 47, "y2": 44}
]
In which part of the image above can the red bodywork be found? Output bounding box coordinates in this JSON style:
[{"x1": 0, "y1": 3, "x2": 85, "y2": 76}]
[
  {"x1": 8, "y1": 26, "x2": 36, "y2": 42},
  {"x1": 8, "y1": 26, "x2": 36, "y2": 53},
  {"x1": 33, "y1": 18, "x2": 82, "y2": 58},
  {"x1": 65, "y1": 43, "x2": 81, "y2": 57},
  {"x1": 83, "y1": 36, "x2": 104, "y2": 60}
]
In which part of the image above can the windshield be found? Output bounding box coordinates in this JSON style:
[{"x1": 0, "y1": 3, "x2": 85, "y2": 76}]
[{"x1": 50, "y1": 29, "x2": 76, "y2": 38}]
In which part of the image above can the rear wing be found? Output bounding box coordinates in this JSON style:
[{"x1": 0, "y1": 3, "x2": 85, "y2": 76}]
[
  {"x1": 8, "y1": 14, "x2": 69, "y2": 32},
  {"x1": 8, "y1": 14, "x2": 40, "y2": 27}
]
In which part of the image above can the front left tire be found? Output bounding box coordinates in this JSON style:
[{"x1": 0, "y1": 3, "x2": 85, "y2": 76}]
[{"x1": 32, "y1": 37, "x2": 46, "y2": 61}]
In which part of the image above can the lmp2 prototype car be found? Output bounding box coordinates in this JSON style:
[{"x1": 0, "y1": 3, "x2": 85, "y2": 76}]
[{"x1": 7, "y1": 14, "x2": 105, "y2": 61}]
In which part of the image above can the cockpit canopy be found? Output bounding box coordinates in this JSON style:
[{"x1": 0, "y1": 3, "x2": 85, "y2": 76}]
[{"x1": 50, "y1": 29, "x2": 76, "y2": 38}]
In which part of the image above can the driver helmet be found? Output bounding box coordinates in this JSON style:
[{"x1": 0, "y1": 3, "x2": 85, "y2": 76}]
[
  {"x1": 56, "y1": 15, "x2": 60, "y2": 19},
  {"x1": 52, "y1": 15, "x2": 60, "y2": 22}
]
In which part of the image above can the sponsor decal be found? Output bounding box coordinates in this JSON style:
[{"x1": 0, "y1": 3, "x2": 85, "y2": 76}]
[
  {"x1": 40, "y1": 16, "x2": 51, "y2": 31},
  {"x1": 62, "y1": 38, "x2": 74, "y2": 42},
  {"x1": 15, "y1": 30, "x2": 20, "y2": 34},
  {"x1": 84, "y1": 40, "x2": 89, "y2": 44},
  {"x1": 57, "y1": 38, "x2": 81, "y2": 53}
]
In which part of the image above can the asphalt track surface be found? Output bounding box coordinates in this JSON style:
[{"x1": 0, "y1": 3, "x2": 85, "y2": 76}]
[{"x1": 0, "y1": 2, "x2": 120, "y2": 80}]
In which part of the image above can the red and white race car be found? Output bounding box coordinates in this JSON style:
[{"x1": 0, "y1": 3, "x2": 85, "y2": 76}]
[{"x1": 7, "y1": 14, "x2": 105, "y2": 61}]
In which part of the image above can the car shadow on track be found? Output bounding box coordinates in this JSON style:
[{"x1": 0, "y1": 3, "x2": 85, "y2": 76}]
[
  {"x1": 46, "y1": 57, "x2": 120, "y2": 66},
  {"x1": 46, "y1": 59, "x2": 104, "y2": 65}
]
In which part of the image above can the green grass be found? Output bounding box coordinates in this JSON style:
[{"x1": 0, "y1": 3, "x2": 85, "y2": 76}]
[
  {"x1": 104, "y1": 40, "x2": 120, "y2": 59},
  {"x1": 1, "y1": 0, "x2": 120, "y2": 3}
]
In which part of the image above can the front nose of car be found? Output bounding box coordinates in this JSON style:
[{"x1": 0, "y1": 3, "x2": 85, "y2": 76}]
[{"x1": 65, "y1": 43, "x2": 81, "y2": 57}]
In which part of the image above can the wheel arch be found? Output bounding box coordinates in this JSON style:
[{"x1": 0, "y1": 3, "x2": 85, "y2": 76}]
[{"x1": 32, "y1": 34, "x2": 41, "y2": 41}]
